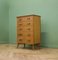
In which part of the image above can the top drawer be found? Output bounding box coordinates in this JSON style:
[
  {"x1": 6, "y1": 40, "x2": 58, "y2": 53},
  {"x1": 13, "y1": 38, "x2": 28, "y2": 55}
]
[
  {"x1": 25, "y1": 16, "x2": 33, "y2": 22},
  {"x1": 17, "y1": 16, "x2": 33, "y2": 23},
  {"x1": 17, "y1": 17, "x2": 25, "y2": 23}
]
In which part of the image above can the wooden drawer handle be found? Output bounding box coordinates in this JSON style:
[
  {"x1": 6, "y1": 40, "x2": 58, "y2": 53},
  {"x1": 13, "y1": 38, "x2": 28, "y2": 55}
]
[
  {"x1": 27, "y1": 23, "x2": 31, "y2": 25},
  {"x1": 19, "y1": 24, "x2": 22, "y2": 26},
  {"x1": 19, "y1": 28, "x2": 22, "y2": 30},
  {"x1": 27, "y1": 18, "x2": 30, "y2": 20},
  {"x1": 19, "y1": 39, "x2": 22, "y2": 41},
  {"x1": 27, "y1": 28, "x2": 31, "y2": 30},
  {"x1": 27, "y1": 34, "x2": 31, "y2": 36},
  {"x1": 18, "y1": 34, "x2": 23, "y2": 36},
  {"x1": 27, "y1": 40, "x2": 30, "y2": 42},
  {"x1": 19, "y1": 19, "x2": 22, "y2": 21}
]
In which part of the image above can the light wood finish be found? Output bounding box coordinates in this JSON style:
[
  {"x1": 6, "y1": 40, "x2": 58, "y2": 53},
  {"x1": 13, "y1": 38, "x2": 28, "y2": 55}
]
[
  {"x1": 16, "y1": 15, "x2": 41, "y2": 49},
  {"x1": 33, "y1": 16, "x2": 41, "y2": 44}
]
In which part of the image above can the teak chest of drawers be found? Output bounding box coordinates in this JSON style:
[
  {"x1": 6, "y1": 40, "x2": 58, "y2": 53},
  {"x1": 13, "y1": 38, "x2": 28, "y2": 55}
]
[{"x1": 16, "y1": 15, "x2": 41, "y2": 49}]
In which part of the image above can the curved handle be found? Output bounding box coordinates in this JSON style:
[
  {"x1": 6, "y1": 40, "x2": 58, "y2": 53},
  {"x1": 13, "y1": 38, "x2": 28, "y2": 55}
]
[
  {"x1": 27, "y1": 34, "x2": 31, "y2": 36},
  {"x1": 18, "y1": 34, "x2": 23, "y2": 36},
  {"x1": 19, "y1": 39, "x2": 22, "y2": 41},
  {"x1": 27, "y1": 40, "x2": 30, "y2": 42},
  {"x1": 27, "y1": 23, "x2": 31, "y2": 25},
  {"x1": 27, "y1": 18, "x2": 30, "y2": 20},
  {"x1": 19, "y1": 24, "x2": 22, "y2": 26},
  {"x1": 27, "y1": 28, "x2": 31, "y2": 30},
  {"x1": 19, "y1": 19, "x2": 22, "y2": 21},
  {"x1": 19, "y1": 28, "x2": 22, "y2": 30}
]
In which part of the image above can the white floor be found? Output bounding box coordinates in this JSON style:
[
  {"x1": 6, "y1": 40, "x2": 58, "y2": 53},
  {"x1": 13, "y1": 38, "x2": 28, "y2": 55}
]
[{"x1": 0, "y1": 44, "x2": 58, "y2": 60}]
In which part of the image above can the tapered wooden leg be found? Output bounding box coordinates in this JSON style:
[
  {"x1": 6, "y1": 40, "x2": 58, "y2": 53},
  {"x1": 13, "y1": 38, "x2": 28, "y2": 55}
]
[
  {"x1": 32, "y1": 44, "x2": 35, "y2": 50},
  {"x1": 38, "y1": 43, "x2": 40, "y2": 49},
  {"x1": 17, "y1": 43, "x2": 19, "y2": 48},
  {"x1": 24, "y1": 44, "x2": 25, "y2": 48}
]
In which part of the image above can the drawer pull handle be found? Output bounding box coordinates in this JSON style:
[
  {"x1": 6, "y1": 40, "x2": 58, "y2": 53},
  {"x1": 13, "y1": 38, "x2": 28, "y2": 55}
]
[
  {"x1": 27, "y1": 18, "x2": 30, "y2": 20},
  {"x1": 19, "y1": 39, "x2": 22, "y2": 41},
  {"x1": 27, "y1": 23, "x2": 31, "y2": 25},
  {"x1": 18, "y1": 34, "x2": 23, "y2": 36},
  {"x1": 19, "y1": 19, "x2": 22, "y2": 21},
  {"x1": 19, "y1": 24, "x2": 22, "y2": 26},
  {"x1": 27, "y1": 34, "x2": 31, "y2": 36},
  {"x1": 27, "y1": 40, "x2": 30, "y2": 42},
  {"x1": 27, "y1": 28, "x2": 30, "y2": 30},
  {"x1": 19, "y1": 29, "x2": 22, "y2": 30}
]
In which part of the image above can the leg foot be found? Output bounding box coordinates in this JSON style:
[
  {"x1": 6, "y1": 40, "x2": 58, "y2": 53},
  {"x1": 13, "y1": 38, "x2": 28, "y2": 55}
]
[
  {"x1": 24, "y1": 44, "x2": 25, "y2": 48},
  {"x1": 17, "y1": 43, "x2": 19, "y2": 48},
  {"x1": 32, "y1": 44, "x2": 35, "y2": 50},
  {"x1": 38, "y1": 43, "x2": 40, "y2": 49}
]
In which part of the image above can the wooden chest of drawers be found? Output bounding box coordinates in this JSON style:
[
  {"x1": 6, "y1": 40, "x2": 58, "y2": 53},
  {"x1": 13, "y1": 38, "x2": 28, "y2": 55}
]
[{"x1": 16, "y1": 15, "x2": 41, "y2": 49}]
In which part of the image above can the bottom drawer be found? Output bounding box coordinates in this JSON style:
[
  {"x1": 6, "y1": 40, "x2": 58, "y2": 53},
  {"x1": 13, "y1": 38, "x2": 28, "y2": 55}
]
[
  {"x1": 17, "y1": 38, "x2": 24, "y2": 43},
  {"x1": 25, "y1": 39, "x2": 33, "y2": 44}
]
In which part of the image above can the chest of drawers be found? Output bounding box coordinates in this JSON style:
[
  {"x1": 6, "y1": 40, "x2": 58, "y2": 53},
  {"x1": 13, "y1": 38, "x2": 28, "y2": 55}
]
[{"x1": 16, "y1": 15, "x2": 41, "y2": 49}]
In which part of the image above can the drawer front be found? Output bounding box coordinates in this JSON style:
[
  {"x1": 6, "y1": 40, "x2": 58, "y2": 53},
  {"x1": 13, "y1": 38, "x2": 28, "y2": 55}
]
[
  {"x1": 25, "y1": 27, "x2": 33, "y2": 32},
  {"x1": 25, "y1": 16, "x2": 33, "y2": 22},
  {"x1": 17, "y1": 17, "x2": 25, "y2": 23},
  {"x1": 24, "y1": 22, "x2": 33, "y2": 27},
  {"x1": 17, "y1": 38, "x2": 24, "y2": 43},
  {"x1": 25, "y1": 39, "x2": 33, "y2": 44},
  {"x1": 17, "y1": 32, "x2": 24, "y2": 37},
  {"x1": 17, "y1": 23, "x2": 25, "y2": 27},
  {"x1": 17, "y1": 28, "x2": 25, "y2": 32},
  {"x1": 17, "y1": 22, "x2": 33, "y2": 27},
  {"x1": 26, "y1": 32, "x2": 33, "y2": 36}
]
